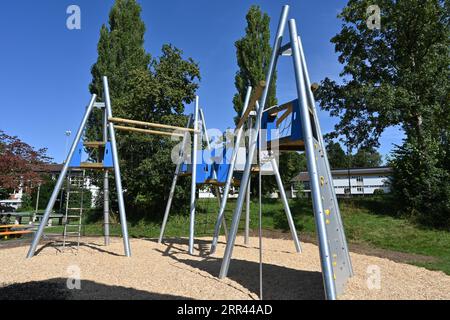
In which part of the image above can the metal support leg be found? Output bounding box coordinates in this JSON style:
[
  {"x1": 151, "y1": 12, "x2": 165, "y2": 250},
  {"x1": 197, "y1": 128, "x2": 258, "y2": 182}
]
[
  {"x1": 270, "y1": 157, "x2": 301, "y2": 253},
  {"x1": 26, "y1": 95, "x2": 97, "y2": 258},
  {"x1": 189, "y1": 96, "x2": 200, "y2": 255},
  {"x1": 289, "y1": 19, "x2": 336, "y2": 300},
  {"x1": 219, "y1": 5, "x2": 289, "y2": 278},
  {"x1": 214, "y1": 186, "x2": 228, "y2": 240},
  {"x1": 210, "y1": 86, "x2": 253, "y2": 254},
  {"x1": 245, "y1": 177, "x2": 251, "y2": 245},
  {"x1": 158, "y1": 116, "x2": 193, "y2": 243},
  {"x1": 103, "y1": 170, "x2": 110, "y2": 246},
  {"x1": 102, "y1": 106, "x2": 110, "y2": 246},
  {"x1": 245, "y1": 115, "x2": 253, "y2": 246},
  {"x1": 33, "y1": 184, "x2": 41, "y2": 223},
  {"x1": 197, "y1": 108, "x2": 228, "y2": 240},
  {"x1": 103, "y1": 76, "x2": 131, "y2": 257}
]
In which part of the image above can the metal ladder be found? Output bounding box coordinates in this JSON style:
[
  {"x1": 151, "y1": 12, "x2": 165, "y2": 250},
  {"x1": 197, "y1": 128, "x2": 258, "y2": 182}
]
[{"x1": 62, "y1": 170, "x2": 86, "y2": 251}]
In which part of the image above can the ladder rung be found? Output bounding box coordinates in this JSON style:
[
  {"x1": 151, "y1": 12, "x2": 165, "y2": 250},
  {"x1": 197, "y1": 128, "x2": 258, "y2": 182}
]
[
  {"x1": 64, "y1": 232, "x2": 80, "y2": 235},
  {"x1": 65, "y1": 224, "x2": 82, "y2": 227},
  {"x1": 67, "y1": 208, "x2": 83, "y2": 210}
]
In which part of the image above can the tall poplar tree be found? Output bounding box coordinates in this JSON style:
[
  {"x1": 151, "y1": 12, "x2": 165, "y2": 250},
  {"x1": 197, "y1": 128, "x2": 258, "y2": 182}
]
[
  {"x1": 233, "y1": 5, "x2": 277, "y2": 124},
  {"x1": 88, "y1": 0, "x2": 200, "y2": 217}
]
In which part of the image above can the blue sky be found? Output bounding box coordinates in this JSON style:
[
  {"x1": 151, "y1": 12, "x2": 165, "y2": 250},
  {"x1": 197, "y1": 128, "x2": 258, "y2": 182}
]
[{"x1": 0, "y1": 0, "x2": 403, "y2": 163}]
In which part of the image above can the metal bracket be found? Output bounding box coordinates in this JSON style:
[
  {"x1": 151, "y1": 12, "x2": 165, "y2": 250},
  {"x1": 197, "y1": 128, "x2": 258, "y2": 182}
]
[
  {"x1": 279, "y1": 42, "x2": 292, "y2": 56},
  {"x1": 94, "y1": 102, "x2": 106, "y2": 109}
]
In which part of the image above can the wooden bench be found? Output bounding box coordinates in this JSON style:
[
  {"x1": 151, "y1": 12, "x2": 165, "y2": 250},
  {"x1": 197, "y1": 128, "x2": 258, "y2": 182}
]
[{"x1": 0, "y1": 225, "x2": 34, "y2": 239}]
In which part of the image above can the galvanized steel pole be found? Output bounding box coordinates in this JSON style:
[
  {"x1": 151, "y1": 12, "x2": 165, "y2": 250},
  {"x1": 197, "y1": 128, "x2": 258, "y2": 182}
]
[
  {"x1": 270, "y1": 157, "x2": 301, "y2": 252},
  {"x1": 219, "y1": 5, "x2": 290, "y2": 278},
  {"x1": 189, "y1": 96, "x2": 200, "y2": 254},
  {"x1": 158, "y1": 116, "x2": 193, "y2": 243},
  {"x1": 210, "y1": 86, "x2": 252, "y2": 254},
  {"x1": 103, "y1": 76, "x2": 131, "y2": 257},
  {"x1": 289, "y1": 20, "x2": 336, "y2": 299},
  {"x1": 103, "y1": 106, "x2": 110, "y2": 246}
]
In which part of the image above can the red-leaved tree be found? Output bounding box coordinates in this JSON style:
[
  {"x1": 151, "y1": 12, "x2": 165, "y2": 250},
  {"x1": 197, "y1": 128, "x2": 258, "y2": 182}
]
[{"x1": 0, "y1": 130, "x2": 52, "y2": 193}]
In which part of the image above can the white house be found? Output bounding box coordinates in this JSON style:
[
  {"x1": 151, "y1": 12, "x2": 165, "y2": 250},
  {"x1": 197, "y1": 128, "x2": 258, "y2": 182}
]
[
  {"x1": 291, "y1": 166, "x2": 392, "y2": 197},
  {"x1": 0, "y1": 164, "x2": 100, "y2": 210}
]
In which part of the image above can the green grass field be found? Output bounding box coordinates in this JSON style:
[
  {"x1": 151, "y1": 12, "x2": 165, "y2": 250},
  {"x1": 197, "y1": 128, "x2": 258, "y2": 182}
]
[{"x1": 44, "y1": 196, "x2": 450, "y2": 275}]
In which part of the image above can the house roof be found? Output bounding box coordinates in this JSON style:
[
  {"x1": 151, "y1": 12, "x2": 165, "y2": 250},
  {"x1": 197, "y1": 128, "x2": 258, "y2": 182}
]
[{"x1": 291, "y1": 166, "x2": 393, "y2": 182}]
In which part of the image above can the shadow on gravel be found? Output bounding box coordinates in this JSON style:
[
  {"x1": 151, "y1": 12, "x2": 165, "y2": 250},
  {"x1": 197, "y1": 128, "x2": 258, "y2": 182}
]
[
  {"x1": 33, "y1": 241, "x2": 123, "y2": 257},
  {"x1": 0, "y1": 278, "x2": 191, "y2": 300},
  {"x1": 156, "y1": 239, "x2": 325, "y2": 300}
]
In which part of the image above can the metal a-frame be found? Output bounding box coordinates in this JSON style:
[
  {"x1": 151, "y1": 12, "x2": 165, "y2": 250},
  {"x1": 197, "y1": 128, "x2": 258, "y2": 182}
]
[
  {"x1": 158, "y1": 96, "x2": 229, "y2": 254},
  {"x1": 209, "y1": 84, "x2": 302, "y2": 255},
  {"x1": 27, "y1": 77, "x2": 131, "y2": 258},
  {"x1": 217, "y1": 5, "x2": 353, "y2": 300}
]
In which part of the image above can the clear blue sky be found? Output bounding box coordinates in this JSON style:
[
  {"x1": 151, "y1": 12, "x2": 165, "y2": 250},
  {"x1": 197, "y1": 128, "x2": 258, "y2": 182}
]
[{"x1": 0, "y1": 0, "x2": 403, "y2": 163}]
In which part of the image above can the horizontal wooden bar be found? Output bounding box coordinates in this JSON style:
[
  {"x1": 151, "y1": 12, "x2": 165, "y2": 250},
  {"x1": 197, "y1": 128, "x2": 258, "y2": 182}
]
[
  {"x1": 236, "y1": 81, "x2": 266, "y2": 130},
  {"x1": 0, "y1": 230, "x2": 33, "y2": 236},
  {"x1": 109, "y1": 117, "x2": 198, "y2": 133},
  {"x1": 0, "y1": 225, "x2": 32, "y2": 229},
  {"x1": 84, "y1": 141, "x2": 106, "y2": 148},
  {"x1": 114, "y1": 125, "x2": 184, "y2": 138},
  {"x1": 276, "y1": 104, "x2": 293, "y2": 127},
  {"x1": 266, "y1": 101, "x2": 293, "y2": 116},
  {"x1": 79, "y1": 162, "x2": 110, "y2": 170}
]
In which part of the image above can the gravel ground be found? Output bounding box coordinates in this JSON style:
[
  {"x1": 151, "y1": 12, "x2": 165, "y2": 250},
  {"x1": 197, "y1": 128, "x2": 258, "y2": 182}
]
[{"x1": 0, "y1": 236, "x2": 449, "y2": 300}]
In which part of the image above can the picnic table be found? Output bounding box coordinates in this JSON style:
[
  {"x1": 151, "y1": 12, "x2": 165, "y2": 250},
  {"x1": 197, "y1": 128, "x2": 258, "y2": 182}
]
[
  {"x1": 0, "y1": 211, "x2": 65, "y2": 226},
  {"x1": 0, "y1": 224, "x2": 34, "y2": 240},
  {"x1": 0, "y1": 212, "x2": 34, "y2": 225}
]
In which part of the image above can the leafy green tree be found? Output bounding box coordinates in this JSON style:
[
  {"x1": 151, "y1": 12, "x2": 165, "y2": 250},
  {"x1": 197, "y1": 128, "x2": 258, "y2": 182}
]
[
  {"x1": 278, "y1": 152, "x2": 307, "y2": 186},
  {"x1": 316, "y1": 0, "x2": 449, "y2": 226},
  {"x1": 233, "y1": 5, "x2": 277, "y2": 124},
  {"x1": 88, "y1": 0, "x2": 200, "y2": 218},
  {"x1": 233, "y1": 5, "x2": 297, "y2": 196},
  {"x1": 31, "y1": 174, "x2": 56, "y2": 211},
  {"x1": 352, "y1": 146, "x2": 383, "y2": 168},
  {"x1": 326, "y1": 141, "x2": 348, "y2": 169}
]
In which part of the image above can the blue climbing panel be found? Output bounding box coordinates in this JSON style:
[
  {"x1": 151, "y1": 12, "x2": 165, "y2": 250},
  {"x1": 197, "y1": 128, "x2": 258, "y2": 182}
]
[
  {"x1": 103, "y1": 142, "x2": 114, "y2": 168},
  {"x1": 196, "y1": 150, "x2": 214, "y2": 184},
  {"x1": 69, "y1": 141, "x2": 83, "y2": 167},
  {"x1": 213, "y1": 147, "x2": 232, "y2": 184},
  {"x1": 179, "y1": 150, "x2": 215, "y2": 184},
  {"x1": 261, "y1": 99, "x2": 305, "y2": 151}
]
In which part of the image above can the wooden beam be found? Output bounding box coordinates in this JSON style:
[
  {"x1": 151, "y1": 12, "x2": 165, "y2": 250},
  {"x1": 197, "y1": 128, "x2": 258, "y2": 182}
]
[
  {"x1": 79, "y1": 162, "x2": 107, "y2": 169},
  {"x1": 276, "y1": 104, "x2": 293, "y2": 128},
  {"x1": 84, "y1": 141, "x2": 106, "y2": 148},
  {"x1": 109, "y1": 117, "x2": 198, "y2": 133},
  {"x1": 114, "y1": 125, "x2": 184, "y2": 138},
  {"x1": 266, "y1": 100, "x2": 293, "y2": 117},
  {"x1": 236, "y1": 81, "x2": 266, "y2": 130}
]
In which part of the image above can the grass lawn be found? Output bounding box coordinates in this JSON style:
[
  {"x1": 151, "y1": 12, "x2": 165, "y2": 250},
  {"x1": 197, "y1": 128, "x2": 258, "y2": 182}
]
[{"x1": 44, "y1": 196, "x2": 450, "y2": 275}]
